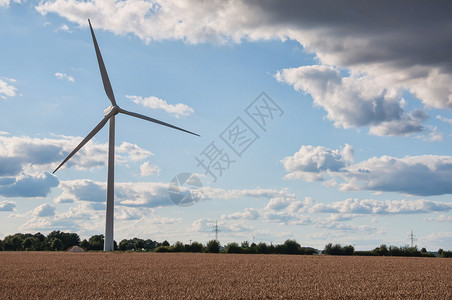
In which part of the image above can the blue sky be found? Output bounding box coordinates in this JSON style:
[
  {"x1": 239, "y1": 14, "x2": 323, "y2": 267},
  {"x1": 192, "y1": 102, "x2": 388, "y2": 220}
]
[{"x1": 1, "y1": 0, "x2": 452, "y2": 250}]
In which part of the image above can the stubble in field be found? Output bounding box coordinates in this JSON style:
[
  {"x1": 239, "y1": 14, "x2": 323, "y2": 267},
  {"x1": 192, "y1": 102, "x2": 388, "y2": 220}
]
[{"x1": 1, "y1": 252, "x2": 451, "y2": 299}]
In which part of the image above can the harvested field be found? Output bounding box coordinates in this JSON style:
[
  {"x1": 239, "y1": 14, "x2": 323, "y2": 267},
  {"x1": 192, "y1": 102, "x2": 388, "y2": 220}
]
[{"x1": 0, "y1": 252, "x2": 451, "y2": 299}]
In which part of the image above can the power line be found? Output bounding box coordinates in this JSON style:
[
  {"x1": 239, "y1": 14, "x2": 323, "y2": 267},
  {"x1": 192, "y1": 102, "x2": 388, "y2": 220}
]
[
  {"x1": 408, "y1": 230, "x2": 417, "y2": 247},
  {"x1": 212, "y1": 220, "x2": 221, "y2": 241}
]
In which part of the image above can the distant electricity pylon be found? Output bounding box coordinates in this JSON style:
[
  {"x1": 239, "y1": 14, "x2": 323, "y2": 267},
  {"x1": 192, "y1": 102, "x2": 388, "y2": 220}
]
[
  {"x1": 408, "y1": 230, "x2": 417, "y2": 247},
  {"x1": 212, "y1": 220, "x2": 221, "y2": 241},
  {"x1": 251, "y1": 235, "x2": 256, "y2": 244}
]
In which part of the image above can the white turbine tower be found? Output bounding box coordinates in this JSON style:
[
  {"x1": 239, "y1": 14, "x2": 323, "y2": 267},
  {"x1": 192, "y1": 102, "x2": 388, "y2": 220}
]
[{"x1": 53, "y1": 20, "x2": 199, "y2": 251}]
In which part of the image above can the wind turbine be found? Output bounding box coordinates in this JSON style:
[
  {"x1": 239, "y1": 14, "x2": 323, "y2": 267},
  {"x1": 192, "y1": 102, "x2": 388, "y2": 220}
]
[{"x1": 53, "y1": 20, "x2": 199, "y2": 251}]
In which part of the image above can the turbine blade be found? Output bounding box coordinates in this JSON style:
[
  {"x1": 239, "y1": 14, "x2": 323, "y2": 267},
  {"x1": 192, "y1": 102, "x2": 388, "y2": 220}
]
[
  {"x1": 53, "y1": 115, "x2": 110, "y2": 174},
  {"x1": 118, "y1": 108, "x2": 200, "y2": 137},
  {"x1": 88, "y1": 19, "x2": 117, "y2": 106}
]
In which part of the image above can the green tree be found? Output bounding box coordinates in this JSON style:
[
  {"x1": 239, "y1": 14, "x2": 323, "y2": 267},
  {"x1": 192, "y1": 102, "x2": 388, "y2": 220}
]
[
  {"x1": 119, "y1": 240, "x2": 129, "y2": 251},
  {"x1": 33, "y1": 233, "x2": 45, "y2": 251},
  {"x1": 88, "y1": 235, "x2": 104, "y2": 250},
  {"x1": 161, "y1": 240, "x2": 170, "y2": 247},
  {"x1": 206, "y1": 240, "x2": 220, "y2": 253},
  {"x1": 226, "y1": 242, "x2": 242, "y2": 254},
  {"x1": 283, "y1": 239, "x2": 301, "y2": 255},
  {"x1": 187, "y1": 241, "x2": 203, "y2": 253},
  {"x1": 51, "y1": 238, "x2": 63, "y2": 251},
  {"x1": 155, "y1": 246, "x2": 170, "y2": 252},
  {"x1": 257, "y1": 242, "x2": 268, "y2": 254},
  {"x1": 135, "y1": 239, "x2": 145, "y2": 250},
  {"x1": 342, "y1": 245, "x2": 354, "y2": 255},
  {"x1": 171, "y1": 241, "x2": 185, "y2": 252},
  {"x1": 22, "y1": 237, "x2": 36, "y2": 251},
  {"x1": 11, "y1": 236, "x2": 23, "y2": 251},
  {"x1": 144, "y1": 239, "x2": 158, "y2": 251},
  {"x1": 46, "y1": 231, "x2": 80, "y2": 251},
  {"x1": 323, "y1": 243, "x2": 333, "y2": 255},
  {"x1": 80, "y1": 239, "x2": 90, "y2": 250}
]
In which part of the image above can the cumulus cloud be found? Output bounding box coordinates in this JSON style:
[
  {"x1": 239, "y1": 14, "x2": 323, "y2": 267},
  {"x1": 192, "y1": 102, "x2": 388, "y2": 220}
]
[
  {"x1": 18, "y1": 203, "x2": 170, "y2": 235},
  {"x1": 203, "y1": 186, "x2": 296, "y2": 201},
  {"x1": 55, "y1": 179, "x2": 296, "y2": 209},
  {"x1": 283, "y1": 144, "x2": 452, "y2": 196},
  {"x1": 281, "y1": 144, "x2": 353, "y2": 181},
  {"x1": 275, "y1": 65, "x2": 427, "y2": 136},
  {"x1": 0, "y1": 135, "x2": 152, "y2": 173},
  {"x1": 0, "y1": 200, "x2": 16, "y2": 211},
  {"x1": 33, "y1": 203, "x2": 56, "y2": 217},
  {"x1": 309, "y1": 198, "x2": 452, "y2": 215},
  {"x1": 340, "y1": 155, "x2": 452, "y2": 196},
  {"x1": 436, "y1": 115, "x2": 452, "y2": 125},
  {"x1": 0, "y1": 77, "x2": 17, "y2": 99},
  {"x1": 139, "y1": 161, "x2": 160, "y2": 177},
  {"x1": 55, "y1": 72, "x2": 75, "y2": 82},
  {"x1": 425, "y1": 215, "x2": 452, "y2": 223},
  {"x1": 57, "y1": 24, "x2": 71, "y2": 33},
  {"x1": 0, "y1": 172, "x2": 58, "y2": 198},
  {"x1": 0, "y1": 134, "x2": 152, "y2": 198},
  {"x1": 126, "y1": 95, "x2": 194, "y2": 118},
  {"x1": 222, "y1": 208, "x2": 259, "y2": 220},
  {"x1": 221, "y1": 195, "x2": 314, "y2": 225},
  {"x1": 0, "y1": 0, "x2": 21, "y2": 8},
  {"x1": 35, "y1": 1, "x2": 452, "y2": 135}
]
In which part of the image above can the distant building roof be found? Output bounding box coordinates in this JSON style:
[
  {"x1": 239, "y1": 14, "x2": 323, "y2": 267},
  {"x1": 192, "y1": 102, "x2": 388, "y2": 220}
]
[{"x1": 67, "y1": 245, "x2": 86, "y2": 252}]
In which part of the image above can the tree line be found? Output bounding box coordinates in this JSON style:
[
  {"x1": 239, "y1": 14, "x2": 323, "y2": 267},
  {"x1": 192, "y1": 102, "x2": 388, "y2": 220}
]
[
  {"x1": 1, "y1": 231, "x2": 451, "y2": 257},
  {"x1": 322, "y1": 243, "x2": 449, "y2": 257}
]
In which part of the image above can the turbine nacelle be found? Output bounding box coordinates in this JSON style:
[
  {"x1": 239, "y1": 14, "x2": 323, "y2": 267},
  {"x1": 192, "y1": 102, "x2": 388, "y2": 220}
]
[{"x1": 104, "y1": 105, "x2": 120, "y2": 117}]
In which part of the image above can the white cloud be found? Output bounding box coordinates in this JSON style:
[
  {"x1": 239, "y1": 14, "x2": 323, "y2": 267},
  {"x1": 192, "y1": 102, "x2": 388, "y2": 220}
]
[
  {"x1": 126, "y1": 95, "x2": 194, "y2": 118},
  {"x1": 315, "y1": 221, "x2": 378, "y2": 233},
  {"x1": 421, "y1": 232, "x2": 452, "y2": 251},
  {"x1": 265, "y1": 197, "x2": 292, "y2": 211},
  {"x1": 222, "y1": 208, "x2": 259, "y2": 220},
  {"x1": 276, "y1": 65, "x2": 427, "y2": 136},
  {"x1": 436, "y1": 115, "x2": 452, "y2": 125},
  {"x1": 55, "y1": 72, "x2": 74, "y2": 82},
  {"x1": 283, "y1": 144, "x2": 452, "y2": 196},
  {"x1": 33, "y1": 203, "x2": 56, "y2": 217},
  {"x1": 0, "y1": 135, "x2": 152, "y2": 174},
  {"x1": 203, "y1": 186, "x2": 296, "y2": 201},
  {"x1": 417, "y1": 127, "x2": 443, "y2": 142},
  {"x1": 309, "y1": 198, "x2": 452, "y2": 215},
  {"x1": 57, "y1": 24, "x2": 71, "y2": 32},
  {"x1": 139, "y1": 161, "x2": 160, "y2": 177},
  {"x1": 0, "y1": 172, "x2": 58, "y2": 198},
  {"x1": 0, "y1": 200, "x2": 16, "y2": 211},
  {"x1": 425, "y1": 215, "x2": 452, "y2": 223},
  {"x1": 340, "y1": 155, "x2": 452, "y2": 196},
  {"x1": 35, "y1": 1, "x2": 452, "y2": 136},
  {"x1": 55, "y1": 179, "x2": 296, "y2": 209},
  {"x1": 0, "y1": 0, "x2": 22, "y2": 8},
  {"x1": 0, "y1": 135, "x2": 153, "y2": 198},
  {"x1": 281, "y1": 144, "x2": 353, "y2": 181},
  {"x1": 0, "y1": 77, "x2": 17, "y2": 99}
]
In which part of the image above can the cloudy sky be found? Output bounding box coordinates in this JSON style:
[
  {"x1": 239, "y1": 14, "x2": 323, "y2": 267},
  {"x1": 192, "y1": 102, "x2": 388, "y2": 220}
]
[{"x1": 1, "y1": 0, "x2": 452, "y2": 250}]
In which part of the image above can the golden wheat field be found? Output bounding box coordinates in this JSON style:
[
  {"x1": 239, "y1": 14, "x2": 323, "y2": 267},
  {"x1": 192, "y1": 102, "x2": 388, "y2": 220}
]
[{"x1": 0, "y1": 252, "x2": 451, "y2": 299}]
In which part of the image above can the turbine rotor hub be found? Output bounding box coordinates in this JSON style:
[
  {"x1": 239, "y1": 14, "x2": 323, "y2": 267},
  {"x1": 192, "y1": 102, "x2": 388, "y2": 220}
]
[{"x1": 104, "y1": 105, "x2": 120, "y2": 117}]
